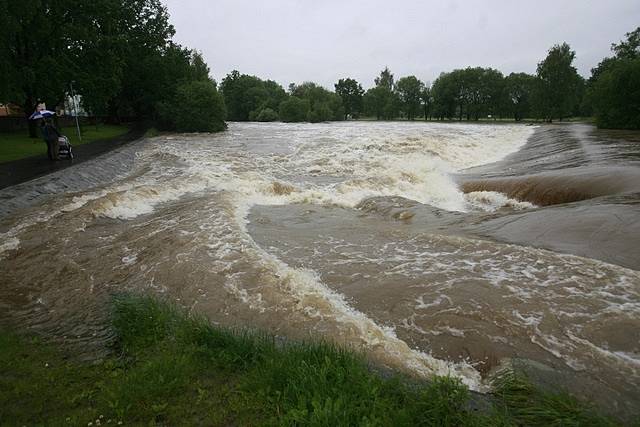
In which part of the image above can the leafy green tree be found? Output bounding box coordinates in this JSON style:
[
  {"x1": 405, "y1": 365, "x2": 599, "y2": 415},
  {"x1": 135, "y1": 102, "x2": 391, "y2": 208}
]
[
  {"x1": 396, "y1": 76, "x2": 424, "y2": 120},
  {"x1": 533, "y1": 43, "x2": 581, "y2": 122},
  {"x1": 611, "y1": 27, "x2": 640, "y2": 60},
  {"x1": 220, "y1": 71, "x2": 286, "y2": 121},
  {"x1": 504, "y1": 73, "x2": 535, "y2": 121},
  {"x1": 290, "y1": 82, "x2": 344, "y2": 121},
  {"x1": 363, "y1": 68, "x2": 399, "y2": 120},
  {"x1": 279, "y1": 97, "x2": 310, "y2": 122},
  {"x1": 364, "y1": 86, "x2": 399, "y2": 120},
  {"x1": 159, "y1": 80, "x2": 226, "y2": 132},
  {"x1": 421, "y1": 85, "x2": 433, "y2": 120},
  {"x1": 375, "y1": 67, "x2": 395, "y2": 91},
  {"x1": 334, "y1": 78, "x2": 364, "y2": 119},
  {"x1": 254, "y1": 108, "x2": 279, "y2": 122},
  {"x1": 431, "y1": 72, "x2": 458, "y2": 120},
  {"x1": 591, "y1": 59, "x2": 640, "y2": 128},
  {"x1": 589, "y1": 27, "x2": 640, "y2": 129}
]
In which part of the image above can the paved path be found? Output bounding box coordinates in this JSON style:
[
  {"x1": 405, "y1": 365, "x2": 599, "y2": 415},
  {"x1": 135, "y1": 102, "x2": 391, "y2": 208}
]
[{"x1": 0, "y1": 127, "x2": 146, "y2": 190}]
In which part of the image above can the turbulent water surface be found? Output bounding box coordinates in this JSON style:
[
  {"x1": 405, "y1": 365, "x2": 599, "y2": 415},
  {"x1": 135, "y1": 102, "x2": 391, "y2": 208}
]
[{"x1": 1, "y1": 122, "x2": 639, "y2": 417}]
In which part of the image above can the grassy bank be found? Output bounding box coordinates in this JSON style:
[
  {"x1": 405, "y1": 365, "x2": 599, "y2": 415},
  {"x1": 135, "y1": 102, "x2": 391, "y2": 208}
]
[
  {"x1": 0, "y1": 124, "x2": 130, "y2": 163},
  {"x1": 0, "y1": 296, "x2": 619, "y2": 426}
]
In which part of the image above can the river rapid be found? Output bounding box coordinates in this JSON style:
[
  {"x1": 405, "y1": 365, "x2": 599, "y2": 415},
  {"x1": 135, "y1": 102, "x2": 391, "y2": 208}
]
[{"x1": 1, "y1": 122, "x2": 639, "y2": 417}]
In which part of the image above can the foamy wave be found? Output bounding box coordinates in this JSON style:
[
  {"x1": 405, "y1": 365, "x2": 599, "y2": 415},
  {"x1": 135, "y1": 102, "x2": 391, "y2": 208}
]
[
  {"x1": 0, "y1": 236, "x2": 20, "y2": 257},
  {"x1": 260, "y1": 251, "x2": 485, "y2": 390},
  {"x1": 465, "y1": 191, "x2": 536, "y2": 212}
]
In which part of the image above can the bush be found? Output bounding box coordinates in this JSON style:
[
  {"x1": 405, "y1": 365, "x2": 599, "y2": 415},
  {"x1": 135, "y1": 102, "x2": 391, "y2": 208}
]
[
  {"x1": 161, "y1": 80, "x2": 227, "y2": 132},
  {"x1": 279, "y1": 97, "x2": 310, "y2": 122}
]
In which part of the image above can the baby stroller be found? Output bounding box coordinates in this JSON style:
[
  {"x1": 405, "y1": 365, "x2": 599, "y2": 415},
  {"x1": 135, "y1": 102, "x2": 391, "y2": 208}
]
[{"x1": 57, "y1": 136, "x2": 74, "y2": 159}]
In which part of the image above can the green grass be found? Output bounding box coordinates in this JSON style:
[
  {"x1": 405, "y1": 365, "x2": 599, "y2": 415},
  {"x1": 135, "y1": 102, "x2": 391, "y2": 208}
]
[
  {"x1": 0, "y1": 124, "x2": 130, "y2": 163},
  {"x1": 0, "y1": 295, "x2": 623, "y2": 426}
]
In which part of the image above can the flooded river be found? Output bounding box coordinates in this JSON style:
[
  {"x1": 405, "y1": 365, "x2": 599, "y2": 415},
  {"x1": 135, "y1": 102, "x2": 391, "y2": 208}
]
[{"x1": 1, "y1": 122, "x2": 638, "y2": 417}]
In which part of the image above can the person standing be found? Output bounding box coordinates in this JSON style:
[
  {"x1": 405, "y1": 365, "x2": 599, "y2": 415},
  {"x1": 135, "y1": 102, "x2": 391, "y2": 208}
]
[{"x1": 41, "y1": 117, "x2": 61, "y2": 160}]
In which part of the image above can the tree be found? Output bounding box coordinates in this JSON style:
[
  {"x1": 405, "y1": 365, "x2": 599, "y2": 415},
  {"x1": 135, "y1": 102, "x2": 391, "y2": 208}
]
[
  {"x1": 589, "y1": 27, "x2": 640, "y2": 129},
  {"x1": 163, "y1": 80, "x2": 226, "y2": 132},
  {"x1": 363, "y1": 68, "x2": 399, "y2": 120},
  {"x1": 363, "y1": 86, "x2": 399, "y2": 120},
  {"x1": 220, "y1": 71, "x2": 286, "y2": 121},
  {"x1": 290, "y1": 82, "x2": 344, "y2": 121},
  {"x1": 254, "y1": 108, "x2": 279, "y2": 122},
  {"x1": 421, "y1": 85, "x2": 433, "y2": 120},
  {"x1": 611, "y1": 27, "x2": 640, "y2": 60},
  {"x1": 504, "y1": 73, "x2": 535, "y2": 121},
  {"x1": 431, "y1": 72, "x2": 458, "y2": 120},
  {"x1": 396, "y1": 76, "x2": 424, "y2": 120},
  {"x1": 279, "y1": 97, "x2": 310, "y2": 122},
  {"x1": 533, "y1": 43, "x2": 581, "y2": 122},
  {"x1": 375, "y1": 67, "x2": 394, "y2": 91},
  {"x1": 334, "y1": 78, "x2": 364, "y2": 119}
]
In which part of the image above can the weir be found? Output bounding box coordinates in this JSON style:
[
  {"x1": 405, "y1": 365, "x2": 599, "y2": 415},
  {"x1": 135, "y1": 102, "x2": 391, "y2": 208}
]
[{"x1": 0, "y1": 122, "x2": 638, "y2": 418}]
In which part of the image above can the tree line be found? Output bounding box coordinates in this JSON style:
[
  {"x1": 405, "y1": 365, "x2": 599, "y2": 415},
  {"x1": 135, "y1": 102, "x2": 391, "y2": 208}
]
[
  {"x1": 219, "y1": 29, "x2": 639, "y2": 129},
  {"x1": 1, "y1": 0, "x2": 637, "y2": 132}
]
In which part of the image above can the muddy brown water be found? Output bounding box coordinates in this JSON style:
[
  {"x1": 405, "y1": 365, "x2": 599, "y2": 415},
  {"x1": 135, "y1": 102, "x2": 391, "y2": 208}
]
[{"x1": 0, "y1": 122, "x2": 638, "y2": 418}]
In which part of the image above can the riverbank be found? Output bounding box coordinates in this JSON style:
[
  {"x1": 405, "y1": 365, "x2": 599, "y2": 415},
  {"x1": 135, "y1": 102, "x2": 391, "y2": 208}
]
[
  {"x1": 0, "y1": 125, "x2": 146, "y2": 190},
  {"x1": 0, "y1": 295, "x2": 617, "y2": 426}
]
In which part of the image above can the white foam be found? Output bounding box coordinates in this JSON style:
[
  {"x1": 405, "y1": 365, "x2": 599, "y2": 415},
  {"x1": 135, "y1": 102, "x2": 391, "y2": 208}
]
[
  {"x1": 465, "y1": 191, "x2": 535, "y2": 212},
  {"x1": 0, "y1": 236, "x2": 20, "y2": 257}
]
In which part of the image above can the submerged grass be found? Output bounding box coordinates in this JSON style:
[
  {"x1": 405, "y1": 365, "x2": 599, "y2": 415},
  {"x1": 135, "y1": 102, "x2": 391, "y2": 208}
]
[{"x1": 0, "y1": 295, "x2": 625, "y2": 426}]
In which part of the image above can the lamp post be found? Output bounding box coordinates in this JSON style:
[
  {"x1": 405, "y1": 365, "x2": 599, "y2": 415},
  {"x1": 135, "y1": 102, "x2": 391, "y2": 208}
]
[{"x1": 70, "y1": 81, "x2": 82, "y2": 142}]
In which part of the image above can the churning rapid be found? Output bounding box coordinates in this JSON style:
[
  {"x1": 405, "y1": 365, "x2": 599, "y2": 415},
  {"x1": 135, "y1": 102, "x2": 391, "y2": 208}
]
[{"x1": 1, "y1": 122, "x2": 639, "y2": 416}]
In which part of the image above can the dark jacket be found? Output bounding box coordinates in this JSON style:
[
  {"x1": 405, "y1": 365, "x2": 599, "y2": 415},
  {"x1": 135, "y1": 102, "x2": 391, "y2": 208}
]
[{"x1": 42, "y1": 122, "x2": 61, "y2": 143}]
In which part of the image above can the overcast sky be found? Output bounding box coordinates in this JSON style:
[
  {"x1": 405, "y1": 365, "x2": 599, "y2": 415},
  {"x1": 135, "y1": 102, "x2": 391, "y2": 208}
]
[{"x1": 163, "y1": 0, "x2": 640, "y2": 89}]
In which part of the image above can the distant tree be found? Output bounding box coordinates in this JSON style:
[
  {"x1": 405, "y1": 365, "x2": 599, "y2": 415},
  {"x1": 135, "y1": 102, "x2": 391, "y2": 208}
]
[
  {"x1": 307, "y1": 103, "x2": 333, "y2": 123},
  {"x1": 363, "y1": 86, "x2": 387, "y2": 120},
  {"x1": 290, "y1": 82, "x2": 344, "y2": 121},
  {"x1": 589, "y1": 27, "x2": 640, "y2": 129},
  {"x1": 363, "y1": 68, "x2": 400, "y2": 120},
  {"x1": 421, "y1": 85, "x2": 433, "y2": 120},
  {"x1": 220, "y1": 71, "x2": 286, "y2": 121},
  {"x1": 162, "y1": 80, "x2": 226, "y2": 132},
  {"x1": 611, "y1": 27, "x2": 640, "y2": 60},
  {"x1": 279, "y1": 97, "x2": 310, "y2": 122},
  {"x1": 482, "y1": 68, "x2": 507, "y2": 119},
  {"x1": 363, "y1": 86, "x2": 399, "y2": 120},
  {"x1": 254, "y1": 108, "x2": 279, "y2": 122},
  {"x1": 396, "y1": 76, "x2": 424, "y2": 120},
  {"x1": 431, "y1": 72, "x2": 458, "y2": 120},
  {"x1": 533, "y1": 43, "x2": 581, "y2": 122},
  {"x1": 504, "y1": 73, "x2": 536, "y2": 121},
  {"x1": 375, "y1": 67, "x2": 395, "y2": 91},
  {"x1": 334, "y1": 78, "x2": 364, "y2": 119}
]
